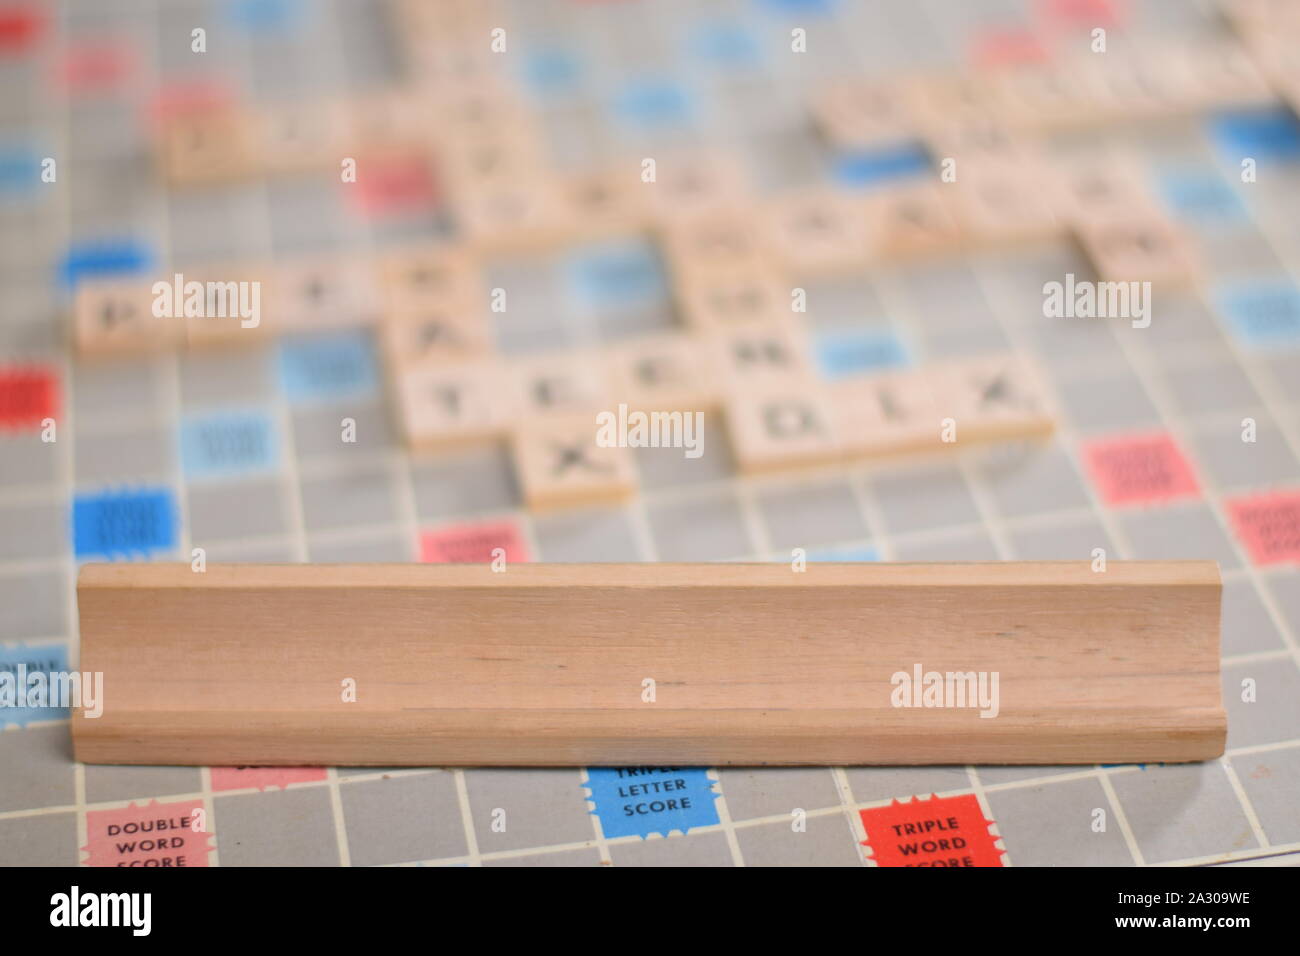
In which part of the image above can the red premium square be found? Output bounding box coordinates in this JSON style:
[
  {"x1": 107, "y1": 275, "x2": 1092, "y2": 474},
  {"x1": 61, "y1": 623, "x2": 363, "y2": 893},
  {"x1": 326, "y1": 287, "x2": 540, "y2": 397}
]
[
  {"x1": 82, "y1": 798, "x2": 213, "y2": 868},
  {"x1": 1225, "y1": 490, "x2": 1300, "y2": 566},
  {"x1": 0, "y1": 365, "x2": 58, "y2": 432},
  {"x1": 860, "y1": 794, "x2": 1004, "y2": 867},
  {"x1": 1081, "y1": 431, "x2": 1200, "y2": 507},
  {"x1": 420, "y1": 518, "x2": 531, "y2": 564}
]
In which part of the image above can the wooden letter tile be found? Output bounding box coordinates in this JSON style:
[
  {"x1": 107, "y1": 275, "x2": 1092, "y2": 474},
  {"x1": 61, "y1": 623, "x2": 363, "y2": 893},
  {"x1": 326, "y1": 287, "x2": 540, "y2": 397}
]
[
  {"x1": 1050, "y1": 158, "x2": 1162, "y2": 227},
  {"x1": 395, "y1": 360, "x2": 510, "y2": 450},
  {"x1": 454, "y1": 177, "x2": 574, "y2": 253},
  {"x1": 263, "y1": 258, "x2": 380, "y2": 336},
  {"x1": 157, "y1": 108, "x2": 255, "y2": 185},
  {"x1": 172, "y1": 263, "x2": 272, "y2": 351},
  {"x1": 811, "y1": 80, "x2": 916, "y2": 151},
  {"x1": 345, "y1": 90, "x2": 433, "y2": 153},
  {"x1": 1075, "y1": 215, "x2": 1201, "y2": 286},
  {"x1": 511, "y1": 414, "x2": 638, "y2": 510},
  {"x1": 381, "y1": 302, "x2": 494, "y2": 370},
  {"x1": 943, "y1": 161, "x2": 1065, "y2": 245},
  {"x1": 1171, "y1": 41, "x2": 1273, "y2": 111},
  {"x1": 660, "y1": 209, "x2": 770, "y2": 280},
  {"x1": 643, "y1": 150, "x2": 752, "y2": 221},
  {"x1": 709, "y1": 321, "x2": 814, "y2": 388},
  {"x1": 73, "y1": 280, "x2": 181, "y2": 357},
  {"x1": 506, "y1": 352, "x2": 610, "y2": 419},
  {"x1": 870, "y1": 184, "x2": 966, "y2": 261},
  {"x1": 926, "y1": 353, "x2": 1056, "y2": 446},
  {"x1": 994, "y1": 62, "x2": 1107, "y2": 132},
  {"x1": 560, "y1": 167, "x2": 650, "y2": 240},
  {"x1": 674, "y1": 268, "x2": 793, "y2": 330},
  {"x1": 725, "y1": 382, "x2": 842, "y2": 474},
  {"x1": 605, "y1": 333, "x2": 721, "y2": 412},
  {"x1": 380, "y1": 244, "x2": 483, "y2": 314},
  {"x1": 253, "y1": 100, "x2": 352, "y2": 174},
  {"x1": 830, "y1": 370, "x2": 945, "y2": 460},
  {"x1": 760, "y1": 189, "x2": 874, "y2": 275}
]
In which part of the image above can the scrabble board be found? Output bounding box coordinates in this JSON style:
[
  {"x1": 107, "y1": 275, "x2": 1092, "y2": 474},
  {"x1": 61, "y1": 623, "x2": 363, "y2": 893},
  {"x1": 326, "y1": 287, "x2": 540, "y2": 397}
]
[{"x1": 3, "y1": 0, "x2": 1300, "y2": 868}]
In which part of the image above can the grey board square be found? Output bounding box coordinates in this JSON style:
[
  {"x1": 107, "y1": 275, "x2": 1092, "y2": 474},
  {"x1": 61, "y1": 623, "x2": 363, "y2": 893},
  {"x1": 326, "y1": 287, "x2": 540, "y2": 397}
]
[
  {"x1": 75, "y1": 426, "x2": 174, "y2": 486},
  {"x1": 1199, "y1": 232, "x2": 1283, "y2": 278},
  {"x1": 711, "y1": 78, "x2": 788, "y2": 134},
  {"x1": 743, "y1": 129, "x2": 824, "y2": 192},
  {"x1": 646, "y1": 489, "x2": 752, "y2": 561},
  {"x1": 299, "y1": 464, "x2": 399, "y2": 533},
  {"x1": 1116, "y1": 502, "x2": 1240, "y2": 570},
  {"x1": 482, "y1": 256, "x2": 561, "y2": 325},
  {"x1": 892, "y1": 527, "x2": 1000, "y2": 560},
  {"x1": 464, "y1": 768, "x2": 594, "y2": 854},
  {"x1": 84, "y1": 765, "x2": 204, "y2": 805},
  {"x1": 168, "y1": 187, "x2": 261, "y2": 264},
  {"x1": 291, "y1": 399, "x2": 395, "y2": 460},
  {"x1": 0, "y1": 723, "x2": 76, "y2": 813},
  {"x1": 1024, "y1": 316, "x2": 1128, "y2": 374},
  {"x1": 1229, "y1": 747, "x2": 1300, "y2": 846},
  {"x1": 200, "y1": 538, "x2": 298, "y2": 562},
  {"x1": 608, "y1": 829, "x2": 733, "y2": 866},
  {"x1": 1055, "y1": 371, "x2": 1162, "y2": 434},
  {"x1": 1161, "y1": 361, "x2": 1262, "y2": 418},
  {"x1": 801, "y1": 276, "x2": 886, "y2": 328},
  {"x1": 73, "y1": 357, "x2": 165, "y2": 419},
  {"x1": 735, "y1": 813, "x2": 863, "y2": 866},
  {"x1": 755, "y1": 479, "x2": 868, "y2": 552},
  {"x1": 1108, "y1": 763, "x2": 1258, "y2": 864},
  {"x1": 369, "y1": 215, "x2": 451, "y2": 247},
  {"x1": 493, "y1": 321, "x2": 576, "y2": 356},
  {"x1": 920, "y1": 321, "x2": 1010, "y2": 358},
  {"x1": 869, "y1": 464, "x2": 980, "y2": 536},
  {"x1": 1222, "y1": 657, "x2": 1300, "y2": 750},
  {"x1": 0, "y1": 434, "x2": 58, "y2": 487},
  {"x1": 532, "y1": 507, "x2": 642, "y2": 561},
  {"x1": 896, "y1": 263, "x2": 996, "y2": 329},
  {"x1": 974, "y1": 443, "x2": 1091, "y2": 519},
  {"x1": 340, "y1": 771, "x2": 467, "y2": 866},
  {"x1": 634, "y1": 412, "x2": 735, "y2": 489},
  {"x1": 0, "y1": 497, "x2": 66, "y2": 562},
  {"x1": 180, "y1": 348, "x2": 275, "y2": 409},
  {"x1": 0, "y1": 302, "x2": 60, "y2": 353},
  {"x1": 0, "y1": 569, "x2": 66, "y2": 641},
  {"x1": 267, "y1": 176, "x2": 347, "y2": 255},
  {"x1": 1264, "y1": 570, "x2": 1300, "y2": 642},
  {"x1": 596, "y1": 304, "x2": 676, "y2": 343},
  {"x1": 249, "y1": 34, "x2": 314, "y2": 97},
  {"x1": 214, "y1": 786, "x2": 341, "y2": 866},
  {"x1": 334, "y1": 0, "x2": 401, "y2": 87},
  {"x1": 1264, "y1": 352, "x2": 1300, "y2": 405},
  {"x1": 982, "y1": 247, "x2": 1093, "y2": 321},
  {"x1": 157, "y1": 2, "x2": 237, "y2": 73},
  {"x1": 308, "y1": 531, "x2": 413, "y2": 562},
  {"x1": 986, "y1": 776, "x2": 1134, "y2": 867},
  {"x1": 1188, "y1": 415, "x2": 1300, "y2": 492},
  {"x1": 1007, "y1": 516, "x2": 1114, "y2": 561},
  {"x1": 845, "y1": 766, "x2": 973, "y2": 803},
  {"x1": 411, "y1": 444, "x2": 519, "y2": 520},
  {"x1": 187, "y1": 476, "x2": 287, "y2": 543},
  {"x1": 0, "y1": 812, "x2": 79, "y2": 866},
  {"x1": 717, "y1": 767, "x2": 842, "y2": 820},
  {"x1": 1220, "y1": 577, "x2": 1287, "y2": 656},
  {"x1": 1140, "y1": 293, "x2": 1228, "y2": 348}
]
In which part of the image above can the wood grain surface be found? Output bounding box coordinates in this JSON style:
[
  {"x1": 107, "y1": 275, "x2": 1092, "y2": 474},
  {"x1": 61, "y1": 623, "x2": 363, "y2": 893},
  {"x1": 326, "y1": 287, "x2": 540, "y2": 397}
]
[{"x1": 72, "y1": 561, "x2": 1225, "y2": 767}]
